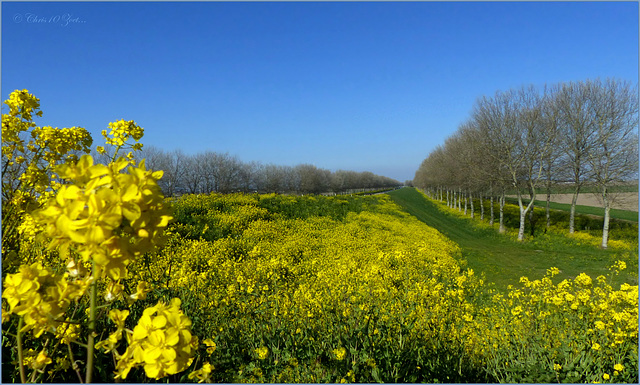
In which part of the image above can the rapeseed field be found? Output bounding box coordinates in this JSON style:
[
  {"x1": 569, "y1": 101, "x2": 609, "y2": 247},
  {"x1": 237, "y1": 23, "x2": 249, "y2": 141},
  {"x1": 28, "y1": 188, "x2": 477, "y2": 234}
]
[{"x1": 2, "y1": 89, "x2": 637, "y2": 383}]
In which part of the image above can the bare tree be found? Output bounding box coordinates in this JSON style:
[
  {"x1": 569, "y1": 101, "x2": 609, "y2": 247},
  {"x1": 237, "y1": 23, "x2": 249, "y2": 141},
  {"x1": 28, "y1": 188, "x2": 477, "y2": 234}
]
[
  {"x1": 538, "y1": 84, "x2": 563, "y2": 231},
  {"x1": 587, "y1": 78, "x2": 639, "y2": 248},
  {"x1": 163, "y1": 149, "x2": 187, "y2": 196},
  {"x1": 330, "y1": 171, "x2": 345, "y2": 194},
  {"x1": 138, "y1": 146, "x2": 186, "y2": 197},
  {"x1": 473, "y1": 86, "x2": 555, "y2": 240},
  {"x1": 212, "y1": 152, "x2": 243, "y2": 193},
  {"x1": 237, "y1": 161, "x2": 259, "y2": 193},
  {"x1": 258, "y1": 164, "x2": 284, "y2": 193},
  {"x1": 181, "y1": 154, "x2": 204, "y2": 194},
  {"x1": 473, "y1": 90, "x2": 519, "y2": 233},
  {"x1": 555, "y1": 81, "x2": 598, "y2": 233},
  {"x1": 296, "y1": 164, "x2": 330, "y2": 194}
]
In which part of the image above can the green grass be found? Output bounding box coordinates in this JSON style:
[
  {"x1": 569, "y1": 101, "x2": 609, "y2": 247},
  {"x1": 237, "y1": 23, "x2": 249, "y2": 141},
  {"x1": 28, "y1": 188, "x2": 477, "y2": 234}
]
[
  {"x1": 506, "y1": 182, "x2": 638, "y2": 195},
  {"x1": 504, "y1": 197, "x2": 638, "y2": 222},
  {"x1": 388, "y1": 188, "x2": 638, "y2": 291}
]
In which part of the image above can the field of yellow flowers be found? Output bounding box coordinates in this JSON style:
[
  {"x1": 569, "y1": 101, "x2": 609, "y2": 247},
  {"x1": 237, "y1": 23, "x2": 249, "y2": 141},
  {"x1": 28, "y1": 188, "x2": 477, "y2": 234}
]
[{"x1": 1, "y1": 89, "x2": 638, "y2": 383}]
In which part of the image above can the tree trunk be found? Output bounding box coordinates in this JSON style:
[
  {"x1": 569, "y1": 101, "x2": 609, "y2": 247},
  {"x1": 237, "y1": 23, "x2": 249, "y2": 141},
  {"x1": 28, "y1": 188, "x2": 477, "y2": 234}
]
[
  {"x1": 518, "y1": 203, "x2": 527, "y2": 241},
  {"x1": 480, "y1": 193, "x2": 485, "y2": 221},
  {"x1": 517, "y1": 193, "x2": 536, "y2": 241},
  {"x1": 545, "y1": 189, "x2": 551, "y2": 231},
  {"x1": 470, "y1": 192, "x2": 475, "y2": 219},
  {"x1": 528, "y1": 190, "x2": 536, "y2": 237},
  {"x1": 499, "y1": 192, "x2": 505, "y2": 233},
  {"x1": 569, "y1": 185, "x2": 581, "y2": 234},
  {"x1": 464, "y1": 194, "x2": 468, "y2": 215},
  {"x1": 601, "y1": 186, "x2": 610, "y2": 249},
  {"x1": 529, "y1": 207, "x2": 535, "y2": 236},
  {"x1": 490, "y1": 195, "x2": 494, "y2": 226}
]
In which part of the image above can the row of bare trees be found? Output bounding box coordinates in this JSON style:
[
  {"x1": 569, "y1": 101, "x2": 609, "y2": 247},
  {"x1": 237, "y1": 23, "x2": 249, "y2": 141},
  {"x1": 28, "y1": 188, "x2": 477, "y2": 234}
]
[
  {"x1": 413, "y1": 78, "x2": 638, "y2": 248},
  {"x1": 103, "y1": 147, "x2": 402, "y2": 197}
]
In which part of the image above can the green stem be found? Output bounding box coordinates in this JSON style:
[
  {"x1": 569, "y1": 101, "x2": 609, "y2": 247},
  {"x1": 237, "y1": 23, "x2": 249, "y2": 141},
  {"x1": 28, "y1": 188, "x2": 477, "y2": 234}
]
[
  {"x1": 67, "y1": 343, "x2": 84, "y2": 383},
  {"x1": 16, "y1": 318, "x2": 27, "y2": 383},
  {"x1": 85, "y1": 262, "x2": 97, "y2": 383}
]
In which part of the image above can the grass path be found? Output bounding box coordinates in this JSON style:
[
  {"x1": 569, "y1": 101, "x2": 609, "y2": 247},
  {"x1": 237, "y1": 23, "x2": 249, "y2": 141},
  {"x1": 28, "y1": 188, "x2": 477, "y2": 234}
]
[{"x1": 387, "y1": 187, "x2": 636, "y2": 289}]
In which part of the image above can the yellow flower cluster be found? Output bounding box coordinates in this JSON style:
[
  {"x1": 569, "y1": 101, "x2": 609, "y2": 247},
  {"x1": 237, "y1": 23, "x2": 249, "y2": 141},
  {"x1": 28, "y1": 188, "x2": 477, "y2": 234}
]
[
  {"x1": 567, "y1": 231, "x2": 635, "y2": 250},
  {"x1": 1, "y1": 262, "x2": 88, "y2": 337},
  {"x1": 103, "y1": 119, "x2": 144, "y2": 146},
  {"x1": 134, "y1": 193, "x2": 485, "y2": 381},
  {"x1": 2, "y1": 89, "x2": 200, "y2": 383},
  {"x1": 468, "y1": 261, "x2": 638, "y2": 382},
  {"x1": 30, "y1": 125, "x2": 93, "y2": 165},
  {"x1": 32, "y1": 154, "x2": 172, "y2": 280},
  {"x1": 332, "y1": 347, "x2": 347, "y2": 361},
  {"x1": 132, "y1": 191, "x2": 640, "y2": 382},
  {"x1": 115, "y1": 298, "x2": 198, "y2": 380},
  {"x1": 99, "y1": 119, "x2": 144, "y2": 160},
  {"x1": 2, "y1": 90, "x2": 92, "y2": 200},
  {"x1": 203, "y1": 338, "x2": 216, "y2": 354},
  {"x1": 55, "y1": 321, "x2": 81, "y2": 344},
  {"x1": 3, "y1": 89, "x2": 42, "y2": 120},
  {"x1": 255, "y1": 346, "x2": 269, "y2": 360},
  {"x1": 26, "y1": 350, "x2": 52, "y2": 371},
  {"x1": 188, "y1": 362, "x2": 214, "y2": 383},
  {"x1": 1, "y1": 90, "x2": 41, "y2": 157},
  {"x1": 95, "y1": 309, "x2": 130, "y2": 353},
  {"x1": 16, "y1": 212, "x2": 40, "y2": 241}
]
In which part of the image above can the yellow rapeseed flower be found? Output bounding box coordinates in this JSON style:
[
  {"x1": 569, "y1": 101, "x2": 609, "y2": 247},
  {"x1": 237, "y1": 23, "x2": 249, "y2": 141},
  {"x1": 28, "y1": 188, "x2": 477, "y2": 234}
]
[
  {"x1": 55, "y1": 322, "x2": 80, "y2": 344},
  {"x1": 32, "y1": 154, "x2": 172, "y2": 280},
  {"x1": 255, "y1": 346, "x2": 269, "y2": 360},
  {"x1": 115, "y1": 298, "x2": 196, "y2": 380},
  {"x1": 332, "y1": 347, "x2": 347, "y2": 361},
  {"x1": 2, "y1": 263, "x2": 87, "y2": 337},
  {"x1": 31, "y1": 350, "x2": 52, "y2": 370},
  {"x1": 188, "y1": 362, "x2": 214, "y2": 383},
  {"x1": 203, "y1": 338, "x2": 216, "y2": 354}
]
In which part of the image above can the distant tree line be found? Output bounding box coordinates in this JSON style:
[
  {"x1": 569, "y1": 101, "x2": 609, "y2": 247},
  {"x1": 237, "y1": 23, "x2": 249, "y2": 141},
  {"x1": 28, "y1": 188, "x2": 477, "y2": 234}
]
[
  {"x1": 413, "y1": 78, "x2": 638, "y2": 248},
  {"x1": 95, "y1": 147, "x2": 402, "y2": 197}
]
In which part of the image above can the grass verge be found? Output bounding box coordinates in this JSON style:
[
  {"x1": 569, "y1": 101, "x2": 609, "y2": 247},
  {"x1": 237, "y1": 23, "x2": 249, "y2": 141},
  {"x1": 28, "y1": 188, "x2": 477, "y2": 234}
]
[{"x1": 388, "y1": 188, "x2": 638, "y2": 290}]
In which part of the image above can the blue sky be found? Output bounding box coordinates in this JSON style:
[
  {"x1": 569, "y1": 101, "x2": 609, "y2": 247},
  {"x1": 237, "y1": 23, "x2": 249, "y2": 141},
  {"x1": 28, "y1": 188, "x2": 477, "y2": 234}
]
[{"x1": 2, "y1": 1, "x2": 638, "y2": 182}]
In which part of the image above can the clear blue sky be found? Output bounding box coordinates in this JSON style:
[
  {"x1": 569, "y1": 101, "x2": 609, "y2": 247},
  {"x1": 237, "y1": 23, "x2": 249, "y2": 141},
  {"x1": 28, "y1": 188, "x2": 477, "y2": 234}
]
[{"x1": 2, "y1": 1, "x2": 638, "y2": 182}]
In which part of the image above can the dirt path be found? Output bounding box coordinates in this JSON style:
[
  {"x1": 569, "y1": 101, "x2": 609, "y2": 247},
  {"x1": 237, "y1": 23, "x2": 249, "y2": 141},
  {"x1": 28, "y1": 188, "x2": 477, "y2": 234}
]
[{"x1": 514, "y1": 192, "x2": 638, "y2": 212}]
